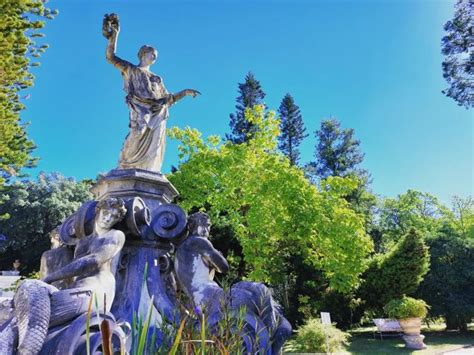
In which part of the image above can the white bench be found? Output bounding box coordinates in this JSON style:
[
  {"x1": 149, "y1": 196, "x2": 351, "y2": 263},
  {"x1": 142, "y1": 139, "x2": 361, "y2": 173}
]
[{"x1": 373, "y1": 318, "x2": 403, "y2": 340}]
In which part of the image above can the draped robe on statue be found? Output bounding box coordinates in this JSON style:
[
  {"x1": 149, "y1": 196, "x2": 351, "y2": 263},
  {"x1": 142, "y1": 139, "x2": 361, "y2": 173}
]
[{"x1": 119, "y1": 66, "x2": 169, "y2": 172}]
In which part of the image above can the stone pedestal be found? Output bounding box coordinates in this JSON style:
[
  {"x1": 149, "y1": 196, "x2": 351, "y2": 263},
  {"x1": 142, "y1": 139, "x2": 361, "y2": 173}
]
[
  {"x1": 91, "y1": 168, "x2": 179, "y2": 214},
  {"x1": 90, "y1": 168, "x2": 180, "y2": 326}
]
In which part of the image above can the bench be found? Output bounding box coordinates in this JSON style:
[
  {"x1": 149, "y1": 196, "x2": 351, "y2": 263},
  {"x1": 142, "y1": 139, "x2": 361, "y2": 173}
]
[{"x1": 373, "y1": 318, "x2": 403, "y2": 340}]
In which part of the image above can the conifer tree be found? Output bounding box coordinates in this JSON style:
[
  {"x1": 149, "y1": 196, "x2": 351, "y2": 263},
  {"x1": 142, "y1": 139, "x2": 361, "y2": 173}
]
[
  {"x1": 441, "y1": 0, "x2": 473, "y2": 109},
  {"x1": 227, "y1": 72, "x2": 266, "y2": 143},
  {"x1": 308, "y1": 119, "x2": 365, "y2": 179},
  {"x1": 358, "y1": 228, "x2": 430, "y2": 313},
  {"x1": 277, "y1": 94, "x2": 307, "y2": 166},
  {"x1": 0, "y1": 0, "x2": 56, "y2": 185}
]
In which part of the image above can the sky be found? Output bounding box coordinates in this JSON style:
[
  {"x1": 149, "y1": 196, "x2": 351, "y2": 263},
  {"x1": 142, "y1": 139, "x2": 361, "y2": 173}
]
[{"x1": 24, "y1": 0, "x2": 472, "y2": 204}]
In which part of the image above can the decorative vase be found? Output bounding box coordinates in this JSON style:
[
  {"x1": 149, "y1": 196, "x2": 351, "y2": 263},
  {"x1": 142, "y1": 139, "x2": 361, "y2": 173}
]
[{"x1": 399, "y1": 318, "x2": 427, "y2": 350}]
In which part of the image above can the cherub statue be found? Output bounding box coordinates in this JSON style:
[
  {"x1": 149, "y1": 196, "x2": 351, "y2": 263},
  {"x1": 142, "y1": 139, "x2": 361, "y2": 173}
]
[
  {"x1": 103, "y1": 13, "x2": 200, "y2": 172},
  {"x1": 0, "y1": 198, "x2": 127, "y2": 354}
]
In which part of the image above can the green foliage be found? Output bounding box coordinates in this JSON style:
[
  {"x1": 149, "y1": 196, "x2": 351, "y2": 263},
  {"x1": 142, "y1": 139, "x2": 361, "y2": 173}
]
[
  {"x1": 441, "y1": 0, "x2": 473, "y2": 109},
  {"x1": 378, "y1": 190, "x2": 449, "y2": 251},
  {"x1": 358, "y1": 228, "x2": 429, "y2": 314},
  {"x1": 307, "y1": 118, "x2": 365, "y2": 180},
  {"x1": 0, "y1": 0, "x2": 56, "y2": 186},
  {"x1": 447, "y1": 196, "x2": 474, "y2": 239},
  {"x1": 168, "y1": 105, "x2": 372, "y2": 293},
  {"x1": 384, "y1": 296, "x2": 428, "y2": 319},
  {"x1": 417, "y1": 225, "x2": 474, "y2": 331},
  {"x1": 283, "y1": 318, "x2": 350, "y2": 353},
  {"x1": 0, "y1": 172, "x2": 92, "y2": 272},
  {"x1": 277, "y1": 93, "x2": 307, "y2": 166},
  {"x1": 141, "y1": 296, "x2": 246, "y2": 354},
  {"x1": 227, "y1": 72, "x2": 266, "y2": 144}
]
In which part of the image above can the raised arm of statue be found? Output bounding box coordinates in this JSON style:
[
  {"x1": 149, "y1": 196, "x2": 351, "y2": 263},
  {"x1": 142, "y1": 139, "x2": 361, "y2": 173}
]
[{"x1": 103, "y1": 13, "x2": 132, "y2": 73}]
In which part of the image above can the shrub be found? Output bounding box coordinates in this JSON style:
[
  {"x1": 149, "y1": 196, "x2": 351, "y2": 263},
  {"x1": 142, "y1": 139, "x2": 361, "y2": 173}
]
[
  {"x1": 384, "y1": 296, "x2": 428, "y2": 319},
  {"x1": 416, "y1": 225, "x2": 474, "y2": 331},
  {"x1": 358, "y1": 228, "x2": 429, "y2": 313},
  {"x1": 283, "y1": 318, "x2": 349, "y2": 353}
]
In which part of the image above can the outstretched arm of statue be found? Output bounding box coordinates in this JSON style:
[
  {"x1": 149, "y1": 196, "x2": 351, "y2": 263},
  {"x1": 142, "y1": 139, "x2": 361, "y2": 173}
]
[
  {"x1": 103, "y1": 13, "x2": 131, "y2": 73},
  {"x1": 42, "y1": 231, "x2": 125, "y2": 284},
  {"x1": 167, "y1": 89, "x2": 201, "y2": 106}
]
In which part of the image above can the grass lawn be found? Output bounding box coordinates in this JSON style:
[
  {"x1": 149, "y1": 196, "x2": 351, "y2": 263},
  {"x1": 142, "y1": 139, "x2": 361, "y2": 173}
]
[{"x1": 342, "y1": 324, "x2": 474, "y2": 354}]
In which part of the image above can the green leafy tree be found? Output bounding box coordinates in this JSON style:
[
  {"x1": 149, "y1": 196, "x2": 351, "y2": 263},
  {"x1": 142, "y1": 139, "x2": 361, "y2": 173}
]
[
  {"x1": 417, "y1": 224, "x2": 474, "y2": 331},
  {"x1": 447, "y1": 196, "x2": 474, "y2": 239},
  {"x1": 0, "y1": 172, "x2": 92, "y2": 272},
  {"x1": 227, "y1": 72, "x2": 266, "y2": 144},
  {"x1": 307, "y1": 118, "x2": 377, "y2": 248},
  {"x1": 358, "y1": 228, "x2": 430, "y2": 314},
  {"x1": 377, "y1": 190, "x2": 450, "y2": 251},
  {"x1": 0, "y1": 0, "x2": 56, "y2": 186},
  {"x1": 277, "y1": 93, "x2": 307, "y2": 166},
  {"x1": 441, "y1": 0, "x2": 473, "y2": 109},
  {"x1": 168, "y1": 106, "x2": 373, "y2": 298}
]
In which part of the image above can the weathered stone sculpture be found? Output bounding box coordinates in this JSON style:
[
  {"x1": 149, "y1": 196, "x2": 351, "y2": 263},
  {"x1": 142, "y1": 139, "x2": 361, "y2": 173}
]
[
  {"x1": 0, "y1": 198, "x2": 128, "y2": 354},
  {"x1": 174, "y1": 212, "x2": 292, "y2": 354},
  {"x1": 0, "y1": 13, "x2": 292, "y2": 354},
  {"x1": 39, "y1": 228, "x2": 74, "y2": 289},
  {"x1": 103, "y1": 13, "x2": 200, "y2": 172}
]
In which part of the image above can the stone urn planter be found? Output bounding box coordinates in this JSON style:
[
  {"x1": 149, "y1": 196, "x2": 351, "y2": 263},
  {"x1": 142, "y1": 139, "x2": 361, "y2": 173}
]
[
  {"x1": 399, "y1": 317, "x2": 426, "y2": 350},
  {"x1": 384, "y1": 296, "x2": 429, "y2": 350}
]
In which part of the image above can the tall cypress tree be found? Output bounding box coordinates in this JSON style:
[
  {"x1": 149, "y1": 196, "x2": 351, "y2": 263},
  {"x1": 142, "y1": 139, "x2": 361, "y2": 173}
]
[
  {"x1": 277, "y1": 94, "x2": 307, "y2": 166},
  {"x1": 227, "y1": 72, "x2": 266, "y2": 143}
]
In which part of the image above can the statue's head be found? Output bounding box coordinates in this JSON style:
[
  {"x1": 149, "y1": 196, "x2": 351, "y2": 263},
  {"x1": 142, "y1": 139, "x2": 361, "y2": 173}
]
[
  {"x1": 95, "y1": 198, "x2": 127, "y2": 231},
  {"x1": 50, "y1": 227, "x2": 62, "y2": 249},
  {"x1": 188, "y1": 212, "x2": 211, "y2": 238},
  {"x1": 138, "y1": 45, "x2": 158, "y2": 66}
]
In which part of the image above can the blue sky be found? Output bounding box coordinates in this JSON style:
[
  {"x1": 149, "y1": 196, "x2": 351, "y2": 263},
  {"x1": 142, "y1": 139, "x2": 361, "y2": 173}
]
[{"x1": 24, "y1": 0, "x2": 472, "y2": 203}]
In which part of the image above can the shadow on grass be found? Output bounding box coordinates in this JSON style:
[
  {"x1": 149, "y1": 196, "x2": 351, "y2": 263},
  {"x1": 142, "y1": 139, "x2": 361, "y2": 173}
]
[{"x1": 347, "y1": 327, "x2": 474, "y2": 354}]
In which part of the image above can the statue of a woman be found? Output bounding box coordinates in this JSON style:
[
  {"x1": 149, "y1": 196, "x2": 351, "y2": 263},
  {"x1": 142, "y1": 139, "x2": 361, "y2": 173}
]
[{"x1": 103, "y1": 14, "x2": 200, "y2": 172}]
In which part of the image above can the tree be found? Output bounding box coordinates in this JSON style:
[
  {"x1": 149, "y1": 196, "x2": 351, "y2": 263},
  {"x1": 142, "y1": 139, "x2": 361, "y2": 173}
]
[
  {"x1": 307, "y1": 118, "x2": 376, "y2": 244},
  {"x1": 169, "y1": 106, "x2": 373, "y2": 296},
  {"x1": 441, "y1": 0, "x2": 474, "y2": 109},
  {"x1": 358, "y1": 228, "x2": 430, "y2": 314},
  {"x1": 308, "y1": 119, "x2": 365, "y2": 180},
  {"x1": 377, "y1": 190, "x2": 450, "y2": 251},
  {"x1": 227, "y1": 72, "x2": 266, "y2": 143},
  {"x1": 0, "y1": 0, "x2": 56, "y2": 186},
  {"x1": 277, "y1": 94, "x2": 307, "y2": 166},
  {"x1": 417, "y1": 225, "x2": 474, "y2": 331},
  {"x1": 448, "y1": 196, "x2": 474, "y2": 239},
  {"x1": 0, "y1": 173, "x2": 92, "y2": 273}
]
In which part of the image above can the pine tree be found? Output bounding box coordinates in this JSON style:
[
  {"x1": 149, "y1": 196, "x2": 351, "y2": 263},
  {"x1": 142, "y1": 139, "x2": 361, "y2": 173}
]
[
  {"x1": 0, "y1": 0, "x2": 56, "y2": 186},
  {"x1": 277, "y1": 94, "x2": 307, "y2": 166},
  {"x1": 307, "y1": 119, "x2": 375, "y2": 235},
  {"x1": 441, "y1": 0, "x2": 473, "y2": 109},
  {"x1": 309, "y1": 118, "x2": 365, "y2": 179},
  {"x1": 227, "y1": 72, "x2": 266, "y2": 143}
]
